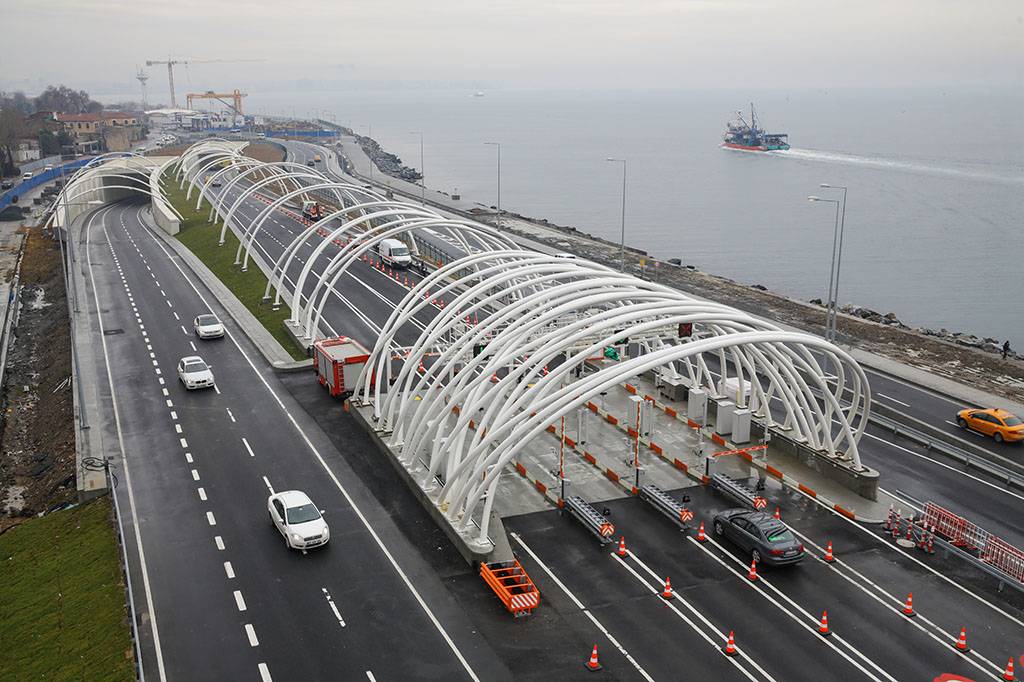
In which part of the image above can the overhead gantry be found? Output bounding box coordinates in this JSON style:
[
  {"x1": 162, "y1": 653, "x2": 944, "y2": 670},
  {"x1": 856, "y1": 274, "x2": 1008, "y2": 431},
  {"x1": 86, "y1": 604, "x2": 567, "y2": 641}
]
[{"x1": 352, "y1": 251, "x2": 872, "y2": 542}]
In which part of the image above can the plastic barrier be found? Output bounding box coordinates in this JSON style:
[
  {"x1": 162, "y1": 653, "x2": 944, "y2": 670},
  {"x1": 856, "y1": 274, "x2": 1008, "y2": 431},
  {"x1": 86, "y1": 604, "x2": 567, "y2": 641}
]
[
  {"x1": 982, "y1": 537, "x2": 1024, "y2": 583},
  {"x1": 479, "y1": 560, "x2": 540, "y2": 617},
  {"x1": 923, "y1": 501, "x2": 1023, "y2": 583}
]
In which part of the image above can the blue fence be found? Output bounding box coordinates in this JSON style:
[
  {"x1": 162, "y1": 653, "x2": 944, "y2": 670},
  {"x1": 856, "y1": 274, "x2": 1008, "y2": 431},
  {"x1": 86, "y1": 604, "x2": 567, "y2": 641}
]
[
  {"x1": 1, "y1": 157, "x2": 96, "y2": 212},
  {"x1": 265, "y1": 130, "x2": 339, "y2": 139}
]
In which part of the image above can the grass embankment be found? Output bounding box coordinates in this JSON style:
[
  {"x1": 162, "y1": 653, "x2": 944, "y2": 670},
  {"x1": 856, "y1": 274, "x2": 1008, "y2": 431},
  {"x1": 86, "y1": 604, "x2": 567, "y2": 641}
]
[
  {"x1": 0, "y1": 497, "x2": 134, "y2": 681},
  {"x1": 162, "y1": 173, "x2": 306, "y2": 360}
]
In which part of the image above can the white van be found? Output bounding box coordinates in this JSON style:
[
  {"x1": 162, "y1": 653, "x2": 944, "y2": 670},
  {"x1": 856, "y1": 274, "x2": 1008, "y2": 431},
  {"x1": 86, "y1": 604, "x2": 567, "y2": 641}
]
[{"x1": 377, "y1": 238, "x2": 412, "y2": 268}]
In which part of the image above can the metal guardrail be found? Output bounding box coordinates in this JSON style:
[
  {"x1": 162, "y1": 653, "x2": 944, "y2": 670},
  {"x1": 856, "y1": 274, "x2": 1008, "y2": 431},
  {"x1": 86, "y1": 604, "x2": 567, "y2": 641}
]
[
  {"x1": 710, "y1": 473, "x2": 769, "y2": 511},
  {"x1": 639, "y1": 484, "x2": 693, "y2": 528},
  {"x1": 564, "y1": 495, "x2": 615, "y2": 544},
  {"x1": 871, "y1": 412, "x2": 1024, "y2": 490}
]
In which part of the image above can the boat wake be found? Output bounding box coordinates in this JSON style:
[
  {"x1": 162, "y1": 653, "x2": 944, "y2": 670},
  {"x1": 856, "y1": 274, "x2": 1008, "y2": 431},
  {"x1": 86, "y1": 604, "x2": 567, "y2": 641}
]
[{"x1": 771, "y1": 147, "x2": 1024, "y2": 185}]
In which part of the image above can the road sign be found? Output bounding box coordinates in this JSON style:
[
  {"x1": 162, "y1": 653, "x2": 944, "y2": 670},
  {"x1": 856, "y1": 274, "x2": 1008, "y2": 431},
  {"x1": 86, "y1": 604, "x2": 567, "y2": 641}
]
[
  {"x1": 753, "y1": 497, "x2": 768, "y2": 510},
  {"x1": 679, "y1": 509, "x2": 694, "y2": 523}
]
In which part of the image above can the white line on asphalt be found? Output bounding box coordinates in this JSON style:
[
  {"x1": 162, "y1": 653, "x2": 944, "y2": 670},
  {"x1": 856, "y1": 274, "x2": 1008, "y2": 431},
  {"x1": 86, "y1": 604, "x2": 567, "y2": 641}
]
[
  {"x1": 365, "y1": 672, "x2": 376, "y2": 681},
  {"x1": 864, "y1": 432, "x2": 1024, "y2": 502},
  {"x1": 206, "y1": 511, "x2": 216, "y2": 526},
  {"x1": 214, "y1": 384, "x2": 221, "y2": 395},
  {"x1": 215, "y1": 536, "x2": 225, "y2": 550},
  {"x1": 180, "y1": 326, "x2": 188, "y2": 335},
  {"x1": 140, "y1": 218, "x2": 482, "y2": 682},
  {"x1": 174, "y1": 424, "x2": 182, "y2": 433},
  {"x1": 158, "y1": 377, "x2": 164, "y2": 385},
  {"x1": 259, "y1": 663, "x2": 272, "y2": 681},
  {"x1": 226, "y1": 408, "x2": 235, "y2": 422},
  {"x1": 876, "y1": 392, "x2": 910, "y2": 407},
  {"x1": 321, "y1": 587, "x2": 347, "y2": 627},
  {"x1": 149, "y1": 352, "x2": 156, "y2": 359},
  {"x1": 151, "y1": 359, "x2": 159, "y2": 367},
  {"x1": 233, "y1": 590, "x2": 247, "y2": 612},
  {"x1": 224, "y1": 561, "x2": 235, "y2": 579},
  {"x1": 185, "y1": 452, "x2": 193, "y2": 463},
  {"x1": 180, "y1": 438, "x2": 188, "y2": 448},
  {"x1": 244, "y1": 623, "x2": 259, "y2": 647},
  {"x1": 85, "y1": 208, "x2": 167, "y2": 682},
  {"x1": 262, "y1": 476, "x2": 274, "y2": 495},
  {"x1": 191, "y1": 469, "x2": 199, "y2": 481},
  {"x1": 189, "y1": 341, "x2": 197, "y2": 351},
  {"x1": 620, "y1": 550, "x2": 776, "y2": 681},
  {"x1": 155, "y1": 368, "x2": 161, "y2": 375},
  {"x1": 197, "y1": 487, "x2": 207, "y2": 501},
  {"x1": 173, "y1": 312, "x2": 180, "y2": 321},
  {"x1": 689, "y1": 536, "x2": 893, "y2": 682},
  {"x1": 166, "y1": 300, "x2": 173, "y2": 308},
  {"x1": 242, "y1": 437, "x2": 255, "y2": 457},
  {"x1": 510, "y1": 532, "x2": 655, "y2": 681}
]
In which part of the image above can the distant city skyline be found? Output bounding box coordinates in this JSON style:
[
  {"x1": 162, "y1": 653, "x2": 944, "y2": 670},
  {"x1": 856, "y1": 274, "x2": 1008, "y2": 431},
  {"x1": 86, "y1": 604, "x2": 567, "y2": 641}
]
[{"x1": 2, "y1": 0, "x2": 1021, "y2": 98}]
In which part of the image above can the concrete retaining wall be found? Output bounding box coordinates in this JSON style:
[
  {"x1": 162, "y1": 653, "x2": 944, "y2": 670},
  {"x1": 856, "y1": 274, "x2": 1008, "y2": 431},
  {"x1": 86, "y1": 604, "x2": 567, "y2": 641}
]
[{"x1": 769, "y1": 430, "x2": 880, "y2": 500}]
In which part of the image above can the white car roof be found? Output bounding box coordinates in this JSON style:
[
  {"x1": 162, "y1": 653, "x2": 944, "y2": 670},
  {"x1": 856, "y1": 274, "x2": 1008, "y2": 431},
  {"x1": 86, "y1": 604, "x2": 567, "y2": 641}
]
[
  {"x1": 276, "y1": 490, "x2": 313, "y2": 507},
  {"x1": 181, "y1": 355, "x2": 205, "y2": 364}
]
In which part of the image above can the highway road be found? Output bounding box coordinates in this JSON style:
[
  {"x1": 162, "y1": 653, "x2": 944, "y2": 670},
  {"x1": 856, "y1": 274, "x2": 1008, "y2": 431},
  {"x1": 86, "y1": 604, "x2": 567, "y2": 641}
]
[{"x1": 74, "y1": 140, "x2": 1024, "y2": 681}]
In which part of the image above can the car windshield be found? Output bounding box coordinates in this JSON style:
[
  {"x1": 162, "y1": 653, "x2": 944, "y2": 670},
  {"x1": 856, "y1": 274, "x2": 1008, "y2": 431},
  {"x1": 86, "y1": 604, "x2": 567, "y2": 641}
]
[
  {"x1": 1005, "y1": 416, "x2": 1022, "y2": 426},
  {"x1": 765, "y1": 527, "x2": 796, "y2": 543},
  {"x1": 196, "y1": 315, "x2": 219, "y2": 326},
  {"x1": 392, "y1": 246, "x2": 409, "y2": 256},
  {"x1": 286, "y1": 503, "x2": 321, "y2": 524},
  {"x1": 183, "y1": 361, "x2": 208, "y2": 373}
]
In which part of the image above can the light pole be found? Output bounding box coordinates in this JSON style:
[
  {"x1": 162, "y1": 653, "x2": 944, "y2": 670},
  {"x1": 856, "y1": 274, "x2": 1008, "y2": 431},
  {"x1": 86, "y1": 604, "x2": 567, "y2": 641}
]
[
  {"x1": 483, "y1": 141, "x2": 500, "y2": 218},
  {"x1": 606, "y1": 157, "x2": 627, "y2": 272},
  {"x1": 410, "y1": 131, "x2": 425, "y2": 205},
  {"x1": 819, "y1": 183, "x2": 848, "y2": 342},
  {"x1": 807, "y1": 195, "x2": 841, "y2": 343}
]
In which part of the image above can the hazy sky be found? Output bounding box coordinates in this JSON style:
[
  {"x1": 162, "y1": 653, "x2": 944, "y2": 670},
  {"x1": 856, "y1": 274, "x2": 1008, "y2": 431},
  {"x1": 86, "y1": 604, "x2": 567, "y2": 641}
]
[{"x1": 2, "y1": 0, "x2": 1022, "y2": 96}]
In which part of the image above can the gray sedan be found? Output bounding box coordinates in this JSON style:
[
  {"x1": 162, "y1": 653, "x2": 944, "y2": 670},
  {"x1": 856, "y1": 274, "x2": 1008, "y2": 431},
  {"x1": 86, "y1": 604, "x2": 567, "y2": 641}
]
[{"x1": 713, "y1": 509, "x2": 805, "y2": 566}]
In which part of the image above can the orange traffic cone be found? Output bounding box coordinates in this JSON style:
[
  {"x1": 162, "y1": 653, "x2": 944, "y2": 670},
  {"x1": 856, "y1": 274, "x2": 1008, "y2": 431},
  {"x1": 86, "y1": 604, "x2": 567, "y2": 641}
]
[
  {"x1": 1002, "y1": 657, "x2": 1015, "y2": 681},
  {"x1": 697, "y1": 521, "x2": 707, "y2": 542},
  {"x1": 818, "y1": 610, "x2": 831, "y2": 637},
  {"x1": 404, "y1": 276, "x2": 410, "y2": 287},
  {"x1": 661, "y1": 576, "x2": 674, "y2": 600},
  {"x1": 585, "y1": 644, "x2": 601, "y2": 671},
  {"x1": 953, "y1": 627, "x2": 969, "y2": 652},
  {"x1": 823, "y1": 541, "x2": 835, "y2": 563},
  {"x1": 723, "y1": 631, "x2": 737, "y2": 656},
  {"x1": 902, "y1": 593, "x2": 915, "y2": 618},
  {"x1": 747, "y1": 558, "x2": 758, "y2": 581},
  {"x1": 774, "y1": 507, "x2": 781, "y2": 520},
  {"x1": 617, "y1": 537, "x2": 627, "y2": 557}
]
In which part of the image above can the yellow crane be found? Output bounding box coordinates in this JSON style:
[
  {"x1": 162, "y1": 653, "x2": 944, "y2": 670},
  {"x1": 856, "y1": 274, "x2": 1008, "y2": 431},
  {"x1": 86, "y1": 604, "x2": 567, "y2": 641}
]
[
  {"x1": 186, "y1": 90, "x2": 248, "y2": 123},
  {"x1": 144, "y1": 58, "x2": 262, "y2": 108}
]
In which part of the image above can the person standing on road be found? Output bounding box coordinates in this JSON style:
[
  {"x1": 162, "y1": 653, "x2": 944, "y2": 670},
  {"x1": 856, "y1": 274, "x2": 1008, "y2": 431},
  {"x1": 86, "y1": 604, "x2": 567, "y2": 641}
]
[{"x1": 1003, "y1": 340, "x2": 1011, "y2": 359}]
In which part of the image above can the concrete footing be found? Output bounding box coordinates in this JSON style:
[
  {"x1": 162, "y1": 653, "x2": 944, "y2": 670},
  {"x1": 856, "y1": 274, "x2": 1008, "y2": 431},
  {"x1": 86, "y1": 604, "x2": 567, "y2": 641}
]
[{"x1": 769, "y1": 431, "x2": 880, "y2": 501}]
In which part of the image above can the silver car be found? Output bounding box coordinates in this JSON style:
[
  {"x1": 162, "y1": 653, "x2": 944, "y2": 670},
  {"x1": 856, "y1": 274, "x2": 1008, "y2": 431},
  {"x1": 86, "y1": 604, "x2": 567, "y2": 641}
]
[
  {"x1": 193, "y1": 314, "x2": 225, "y2": 339},
  {"x1": 177, "y1": 356, "x2": 215, "y2": 390}
]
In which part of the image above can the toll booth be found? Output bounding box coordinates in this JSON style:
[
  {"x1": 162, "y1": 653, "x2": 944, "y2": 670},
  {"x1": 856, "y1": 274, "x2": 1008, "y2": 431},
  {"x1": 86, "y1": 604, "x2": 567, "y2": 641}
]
[{"x1": 313, "y1": 337, "x2": 372, "y2": 397}]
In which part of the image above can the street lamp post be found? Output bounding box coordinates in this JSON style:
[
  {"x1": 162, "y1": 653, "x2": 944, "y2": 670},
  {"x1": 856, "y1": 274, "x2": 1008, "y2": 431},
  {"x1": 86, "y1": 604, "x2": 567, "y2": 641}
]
[
  {"x1": 606, "y1": 157, "x2": 627, "y2": 272},
  {"x1": 410, "y1": 131, "x2": 425, "y2": 205},
  {"x1": 807, "y1": 195, "x2": 842, "y2": 344},
  {"x1": 820, "y1": 184, "x2": 848, "y2": 343}
]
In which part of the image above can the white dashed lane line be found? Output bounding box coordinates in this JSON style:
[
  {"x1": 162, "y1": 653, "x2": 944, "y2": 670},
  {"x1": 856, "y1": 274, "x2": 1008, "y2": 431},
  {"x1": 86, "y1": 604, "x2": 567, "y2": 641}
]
[
  {"x1": 197, "y1": 487, "x2": 207, "y2": 501},
  {"x1": 233, "y1": 590, "x2": 247, "y2": 612},
  {"x1": 242, "y1": 437, "x2": 255, "y2": 457},
  {"x1": 262, "y1": 476, "x2": 275, "y2": 495},
  {"x1": 226, "y1": 408, "x2": 236, "y2": 423},
  {"x1": 245, "y1": 624, "x2": 259, "y2": 647},
  {"x1": 322, "y1": 587, "x2": 346, "y2": 627},
  {"x1": 215, "y1": 536, "x2": 225, "y2": 551},
  {"x1": 224, "y1": 561, "x2": 235, "y2": 579},
  {"x1": 258, "y1": 663, "x2": 272, "y2": 681},
  {"x1": 206, "y1": 511, "x2": 217, "y2": 526},
  {"x1": 191, "y1": 469, "x2": 200, "y2": 481}
]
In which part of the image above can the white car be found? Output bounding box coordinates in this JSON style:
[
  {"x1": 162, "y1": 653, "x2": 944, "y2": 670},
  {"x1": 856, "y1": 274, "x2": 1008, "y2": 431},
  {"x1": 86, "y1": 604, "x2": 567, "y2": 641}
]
[
  {"x1": 268, "y1": 490, "x2": 330, "y2": 550},
  {"x1": 193, "y1": 313, "x2": 225, "y2": 339},
  {"x1": 177, "y1": 356, "x2": 215, "y2": 390}
]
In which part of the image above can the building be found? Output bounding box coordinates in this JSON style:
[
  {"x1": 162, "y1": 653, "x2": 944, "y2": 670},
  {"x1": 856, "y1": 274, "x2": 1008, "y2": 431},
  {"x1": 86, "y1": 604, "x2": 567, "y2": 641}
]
[
  {"x1": 13, "y1": 139, "x2": 40, "y2": 163},
  {"x1": 56, "y1": 111, "x2": 143, "y2": 153}
]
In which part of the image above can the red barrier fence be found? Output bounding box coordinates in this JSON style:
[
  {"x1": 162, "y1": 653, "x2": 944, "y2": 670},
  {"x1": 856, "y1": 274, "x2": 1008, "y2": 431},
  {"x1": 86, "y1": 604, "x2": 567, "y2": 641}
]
[{"x1": 923, "y1": 501, "x2": 1023, "y2": 583}]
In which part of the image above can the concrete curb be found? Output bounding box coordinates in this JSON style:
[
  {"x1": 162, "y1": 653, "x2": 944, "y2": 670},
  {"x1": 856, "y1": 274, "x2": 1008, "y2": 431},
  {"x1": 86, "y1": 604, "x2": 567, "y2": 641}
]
[{"x1": 139, "y1": 209, "x2": 312, "y2": 373}]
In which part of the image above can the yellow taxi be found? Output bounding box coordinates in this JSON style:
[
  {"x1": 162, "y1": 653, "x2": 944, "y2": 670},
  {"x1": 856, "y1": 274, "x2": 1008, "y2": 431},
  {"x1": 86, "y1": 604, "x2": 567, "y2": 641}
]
[{"x1": 956, "y1": 408, "x2": 1024, "y2": 444}]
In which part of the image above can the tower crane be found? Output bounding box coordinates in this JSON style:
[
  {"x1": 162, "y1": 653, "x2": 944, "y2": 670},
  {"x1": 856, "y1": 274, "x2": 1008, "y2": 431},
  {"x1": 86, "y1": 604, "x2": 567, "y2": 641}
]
[
  {"x1": 144, "y1": 57, "x2": 263, "y2": 108},
  {"x1": 135, "y1": 67, "x2": 149, "y2": 109}
]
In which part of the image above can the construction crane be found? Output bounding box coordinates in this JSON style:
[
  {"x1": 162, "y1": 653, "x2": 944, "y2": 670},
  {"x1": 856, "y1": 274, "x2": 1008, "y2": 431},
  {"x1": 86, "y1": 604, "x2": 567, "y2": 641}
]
[
  {"x1": 186, "y1": 90, "x2": 247, "y2": 124},
  {"x1": 144, "y1": 58, "x2": 263, "y2": 108}
]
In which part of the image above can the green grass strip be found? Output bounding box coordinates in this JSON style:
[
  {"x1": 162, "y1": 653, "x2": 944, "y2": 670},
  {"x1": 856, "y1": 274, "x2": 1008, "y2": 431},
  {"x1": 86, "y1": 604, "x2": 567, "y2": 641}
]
[
  {"x1": 0, "y1": 497, "x2": 135, "y2": 681},
  {"x1": 162, "y1": 173, "x2": 306, "y2": 360}
]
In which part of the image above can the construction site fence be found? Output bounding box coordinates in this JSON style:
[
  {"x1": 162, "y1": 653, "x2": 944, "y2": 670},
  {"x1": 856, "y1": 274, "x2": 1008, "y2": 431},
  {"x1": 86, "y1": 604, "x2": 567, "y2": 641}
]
[
  {"x1": 1, "y1": 156, "x2": 96, "y2": 212},
  {"x1": 923, "y1": 501, "x2": 1024, "y2": 583}
]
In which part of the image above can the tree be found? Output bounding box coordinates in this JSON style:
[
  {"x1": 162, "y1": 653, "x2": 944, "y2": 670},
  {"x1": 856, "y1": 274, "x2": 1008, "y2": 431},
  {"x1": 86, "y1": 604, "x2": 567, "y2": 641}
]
[
  {"x1": 38, "y1": 129, "x2": 60, "y2": 156},
  {"x1": 0, "y1": 91, "x2": 34, "y2": 115},
  {"x1": 33, "y1": 84, "x2": 101, "y2": 114},
  {"x1": 0, "y1": 107, "x2": 28, "y2": 176}
]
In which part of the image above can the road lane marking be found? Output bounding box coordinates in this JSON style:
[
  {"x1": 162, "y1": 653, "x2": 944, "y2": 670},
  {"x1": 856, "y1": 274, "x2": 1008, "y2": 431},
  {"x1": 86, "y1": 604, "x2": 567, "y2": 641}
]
[
  {"x1": 85, "y1": 208, "x2": 167, "y2": 681},
  {"x1": 180, "y1": 326, "x2": 188, "y2": 335},
  {"x1": 365, "y1": 673, "x2": 375, "y2": 681},
  {"x1": 243, "y1": 437, "x2": 255, "y2": 457},
  {"x1": 510, "y1": 532, "x2": 655, "y2": 681},
  {"x1": 224, "y1": 561, "x2": 235, "y2": 579},
  {"x1": 189, "y1": 341, "x2": 197, "y2": 351},
  {"x1": 206, "y1": 511, "x2": 216, "y2": 526},
  {"x1": 197, "y1": 487, "x2": 207, "y2": 501},
  {"x1": 140, "y1": 218, "x2": 481, "y2": 682},
  {"x1": 173, "y1": 312, "x2": 180, "y2": 321},
  {"x1": 226, "y1": 408, "x2": 236, "y2": 422},
  {"x1": 174, "y1": 424, "x2": 182, "y2": 433},
  {"x1": 185, "y1": 452, "x2": 193, "y2": 463},
  {"x1": 321, "y1": 588, "x2": 346, "y2": 627},
  {"x1": 166, "y1": 300, "x2": 173, "y2": 308},
  {"x1": 262, "y1": 476, "x2": 274, "y2": 494},
  {"x1": 259, "y1": 663, "x2": 272, "y2": 681},
  {"x1": 191, "y1": 469, "x2": 200, "y2": 481},
  {"x1": 214, "y1": 384, "x2": 221, "y2": 395},
  {"x1": 244, "y1": 623, "x2": 259, "y2": 647},
  {"x1": 214, "y1": 536, "x2": 225, "y2": 550},
  {"x1": 165, "y1": 399, "x2": 173, "y2": 408},
  {"x1": 233, "y1": 590, "x2": 247, "y2": 612},
  {"x1": 876, "y1": 392, "x2": 910, "y2": 407},
  {"x1": 180, "y1": 438, "x2": 188, "y2": 448}
]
